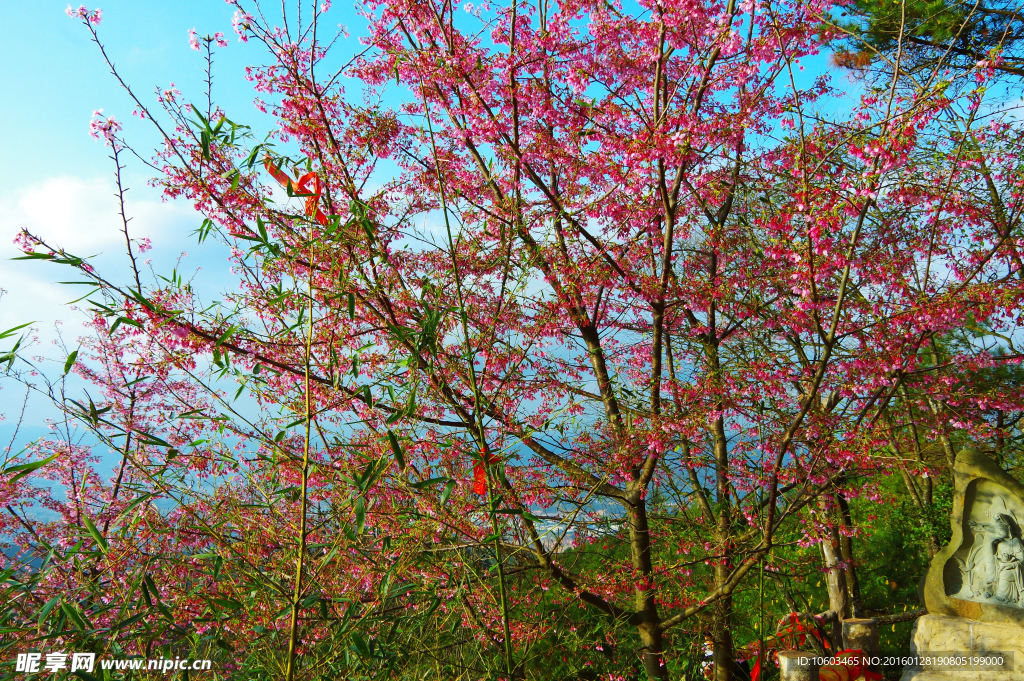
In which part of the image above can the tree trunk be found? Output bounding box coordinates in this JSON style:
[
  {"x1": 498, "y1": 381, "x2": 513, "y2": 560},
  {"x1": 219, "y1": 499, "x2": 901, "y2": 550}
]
[
  {"x1": 639, "y1": 626, "x2": 669, "y2": 680},
  {"x1": 627, "y1": 497, "x2": 666, "y2": 678},
  {"x1": 709, "y1": 398, "x2": 734, "y2": 681},
  {"x1": 712, "y1": 564, "x2": 735, "y2": 681},
  {"x1": 835, "y1": 492, "x2": 863, "y2": 617},
  {"x1": 820, "y1": 517, "x2": 848, "y2": 651}
]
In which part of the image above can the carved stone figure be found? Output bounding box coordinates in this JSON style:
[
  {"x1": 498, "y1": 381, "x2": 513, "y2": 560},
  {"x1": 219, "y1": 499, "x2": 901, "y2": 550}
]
[
  {"x1": 995, "y1": 531, "x2": 1024, "y2": 604},
  {"x1": 954, "y1": 496, "x2": 1024, "y2": 608},
  {"x1": 961, "y1": 517, "x2": 1004, "y2": 598}
]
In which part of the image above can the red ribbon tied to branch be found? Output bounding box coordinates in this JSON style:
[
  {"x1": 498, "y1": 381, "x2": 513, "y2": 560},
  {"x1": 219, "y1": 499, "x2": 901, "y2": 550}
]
[
  {"x1": 264, "y1": 158, "x2": 328, "y2": 226},
  {"x1": 473, "y1": 446, "x2": 501, "y2": 495}
]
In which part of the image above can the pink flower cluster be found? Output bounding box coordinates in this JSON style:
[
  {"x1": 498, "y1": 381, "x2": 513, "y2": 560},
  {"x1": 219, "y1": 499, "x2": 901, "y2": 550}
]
[
  {"x1": 65, "y1": 4, "x2": 101, "y2": 23},
  {"x1": 88, "y1": 109, "x2": 121, "y2": 147},
  {"x1": 232, "y1": 10, "x2": 253, "y2": 42},
  {"x1": 12, "y1": 229, "x2": 38, "y2": 253}
]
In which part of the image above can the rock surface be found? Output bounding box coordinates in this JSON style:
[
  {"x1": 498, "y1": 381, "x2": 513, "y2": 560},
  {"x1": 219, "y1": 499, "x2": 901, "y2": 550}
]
[{"x1": 900, "y1": 614, "x2": 1024, "y2": 681}]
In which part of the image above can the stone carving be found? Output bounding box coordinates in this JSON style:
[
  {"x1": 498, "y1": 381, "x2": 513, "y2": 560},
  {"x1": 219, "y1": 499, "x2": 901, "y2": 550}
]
[
  {"x1": 953, "y1": 492, "x2": 1024, "y2": 608},
  {"x1": 905, "y1": 450, "x2": 1024, "y2": 681},
  {"x1": 923, "y1": 448, "x2": 1024, "y2": 625}
]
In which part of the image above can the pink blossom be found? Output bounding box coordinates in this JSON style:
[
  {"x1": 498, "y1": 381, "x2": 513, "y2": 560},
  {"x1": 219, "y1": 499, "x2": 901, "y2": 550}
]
[
  {"x1": 65, "y1": 5, "x2": 100, "y2": 23},
  {"x1": 88, "y1": 109, "x2": 121, "y2": 147},
  {"x1": 13, "y1": 230, "x2": 36, "y2": 252},
  {"x1": 188, "y1": 27, "x2": 200, "y2": 51},
  {"x1": 232, "y1": 10, "x2": 252, "y2": 42}
]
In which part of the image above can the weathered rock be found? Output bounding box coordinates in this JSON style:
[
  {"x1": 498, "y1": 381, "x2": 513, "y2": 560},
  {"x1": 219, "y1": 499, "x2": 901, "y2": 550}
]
[
  {"x1": 843, "y1": 618, "x2": 880, "y2": 656},
  {"x1": 900, "y1": 614, "x2": 1024, "y2": 681},
  {"x1": 777, "y1": 651, "x2": 819, "y2": 681}
]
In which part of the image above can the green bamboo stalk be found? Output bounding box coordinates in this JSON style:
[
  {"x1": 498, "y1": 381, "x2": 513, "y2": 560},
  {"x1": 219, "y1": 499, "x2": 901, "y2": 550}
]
[{"x1": 285, "y1": 222, "x2": 316, "y2": 681}]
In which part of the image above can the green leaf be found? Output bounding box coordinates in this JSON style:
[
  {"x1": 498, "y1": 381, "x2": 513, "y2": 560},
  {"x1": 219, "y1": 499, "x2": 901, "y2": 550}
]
[
  {"x1": 11, "y1": 251, "x2": 57, "y2": 260},
  {"x1": 440, "y1": 480, "x2": 456, "y2": 506},
  {"x1": 63, "y1": 350, "x2": 79, "y2": 375},
  {"x1": 73, "y1": 671, "x2": 102, "y2": 681},
  {"x1": 410, "y1": 477, "x2": 449, "y2": 489},
  {"x1": 37, "y1": 596, "x2": 61, "y2": 626},
  {"x1": 144, "y1": 574, "x2": 161, "y2": 603},
  {"x1": 137, "y1": 433, "x2": 171, "y2": 448},
  {"x1": 195, "y1": 218, "x2": 215, "y2": 243},
  {"x1": 61, "y1": 602, "x2": 90, "y2": 631},
  {"x1": 140, "y1": 580, "x2": 153, "y2": 607},
  {"x1": 81, "y1": 514, "x2": 108, "y2": 554},
  {"x1": 4, "y1": 452, "x2": 59, "y2": 484},
  {"x1": 387, "y1": 430, "x2": 406, "y2": 470},
  {"x1": 0, "y1": 321, "x2": 35, "y2": 340},
  {"x1": 210, "y1": 597, "x2": 242, "y2": 610},
  {"x1": 355, "y1": 497, "x2": 366, "y2": 535},
  {"x1": 190, "y1": 104, "x2": 209, "y2": 126},
  {"x1": 120, "y1": 492, "x2": 155, "y2": 516},
  {"x1": 108, "y1": 316, "x2": 143, "y2": 336},
  {"x1": 112, "y1": 611, "x2": 147, "y2": 631},
  {"x1": 348, "y1": 292, "x2": 355, "y2": 320},
  {"x1": 387, "y1": 583, "x2": 415, "y2": 599}
]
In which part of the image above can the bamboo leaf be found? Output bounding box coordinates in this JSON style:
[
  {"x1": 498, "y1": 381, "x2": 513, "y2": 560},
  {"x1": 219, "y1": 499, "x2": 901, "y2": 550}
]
[
  {"x1": 4, "y1": 452, "x2": 60, "y2": 484},
  {"x1": 355, "y1": 497, "x2": 366, "y2": 535},
  {"x1": 63, "y1": 350, "x2": 79, "y2": 375},
  {"x1": 81, "y1": 514, "x2": 108, "y2": 554},
  {"x1": 387, "y1": 430, "x2": 406, "y2": 470},
  {"x1": 60, "y1": 602, "x2": 90, "y2": 631},
  {"x1": 211, "y1": 597, "x2": 242, "y2": 610},
  {"x1": 0, "y1": 322, "x2": 35, "y2": 340},
  {"x1": 440, "y1": 480, "x2": 456, "y2": 506},
  {"x1": 410, "y1": 477, "x2": 449, "y2": 489},
  {"x1": 37, "y1": 596, "x2": 61, "y2": 627},
  {"x1": 111, "y1": 611, "x2": 147, "y2": 631}
]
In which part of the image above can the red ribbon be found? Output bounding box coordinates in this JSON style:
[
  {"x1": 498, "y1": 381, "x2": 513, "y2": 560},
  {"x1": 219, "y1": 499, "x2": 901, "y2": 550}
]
[
  {"x1": 264, "y1": 159, "x2": 328, "y2": 225},
  {"x1": 473, "y1": 448, "x2": 500, "y2": 495}
]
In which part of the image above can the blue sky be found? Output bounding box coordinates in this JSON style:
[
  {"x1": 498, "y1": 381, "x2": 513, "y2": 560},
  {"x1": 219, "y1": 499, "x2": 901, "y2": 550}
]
[
  {"x1": 3, "y1": 2, "x2": 249, "y2": 188},
  {"x1": 1, "y1": 2, "x2": 243, "y2": 440},
  {"x1": 0, "y1": 2, "x2": 369, "y2": 441}
]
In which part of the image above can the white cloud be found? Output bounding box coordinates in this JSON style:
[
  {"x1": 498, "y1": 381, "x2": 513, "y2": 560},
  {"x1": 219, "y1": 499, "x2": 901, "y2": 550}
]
[
  {"x1": 0, "y1": 174, "x2": 199, "y2": 352},
  {"x1": 1, "y1": 174, "x2": 194, "y2": 253}
]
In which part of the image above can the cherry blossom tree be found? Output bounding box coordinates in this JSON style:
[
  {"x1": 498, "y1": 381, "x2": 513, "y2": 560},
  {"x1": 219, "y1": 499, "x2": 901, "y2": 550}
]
[{"x1": 3, "y1": 0, "x2": 1024, "y2": 679}]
